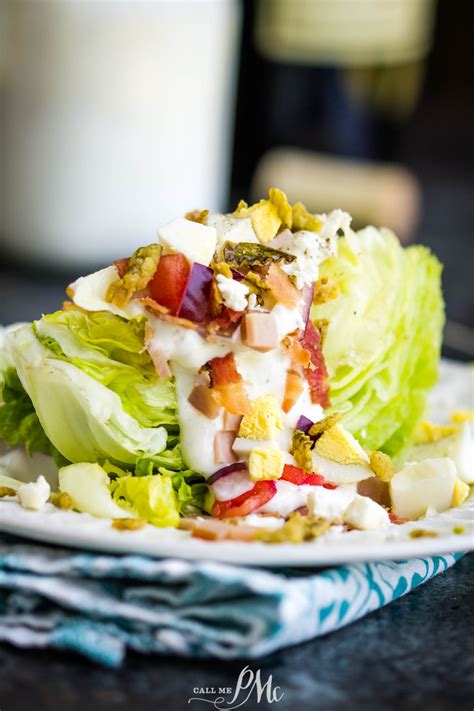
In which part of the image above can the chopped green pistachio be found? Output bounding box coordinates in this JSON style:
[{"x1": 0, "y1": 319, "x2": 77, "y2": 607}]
[
  {"x1": 292, "y1": 202, "x2": 323, "y2": 232},
  {"x1": 221, "y1": 242, "x2": 295, "y2": 268},
  {"x1": 409, "y1": 529, "x2": 439, "y2": 538},
  {"x1": 290, "y1": 430, "x2": 314, "y2": 472},
  {"x1": 254, "y1": 513, "x2": 330, "y2": 543},
  {"x1": 106, "y1": 243, "x2": 162, "y2": 308}
]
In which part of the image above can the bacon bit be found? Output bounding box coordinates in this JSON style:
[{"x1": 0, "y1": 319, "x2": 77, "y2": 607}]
[
  {"x1": 301, "y1": 320, "x2": 330, "y2": 408},
  {"x1": 140, "y1": 296, "x2": 169, "y2": 314},
  {"x1": 208, "y1": 353, "x2": 241, "y2": 386},
  {"x1": 179, "y1": 517, "x2": 259, "y2": 542},
  {"x1": 141, "y1": 298, "x2": 198, "y2": 330},
  {"x1": 185, "y1": 209, "x2": 209, "y2": 224},
  {"x1": 282, "y1": 369, "x2": 305, "y2": 413},
  {"x1": 62, "y1": 300, "x2": 88, "y2": 314},
  {"x1": 214, "y1": 431, "x2": 238, "y2": 465},
  {"x1": 207, "y1": 307, "x2": 243, "y2": 337},
  {"x1": 283, "y1": 337, "x2": 310, "y2": 368},
  {"x1": 313, "y1": 276, "x2": 340, "y2": 306},
  {"x1": 266, "y1": 263, "x2": 300, "y2": 308},
  {"x1": 207, "y1": 353, "x2": 251, "y2": 415},
  {"x1": 144, "y1": 323, "x2": 172, "y2": 378},
  {"x1": 112, "y1": 518, "x2": 147, "y2": 531},
  {"x1": 113, "y1": 257, "x2": 130, "y2": 278}
]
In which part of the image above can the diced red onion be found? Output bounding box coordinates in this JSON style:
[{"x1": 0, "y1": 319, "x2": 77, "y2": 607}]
[
  {"x1": 207, "y1": 461, "x2": 247, "y2": 486},
  {"x1": 178, "y1": 263, "x2": 213, "y2": 323},
  {"x1": 296, "y1": 415, "x2": 314, "y2": 434}
]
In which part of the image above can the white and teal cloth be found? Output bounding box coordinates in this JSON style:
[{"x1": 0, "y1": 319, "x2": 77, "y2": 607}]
[{"x1": 0, "y1": 533, "x2": 462, "y2": 666}]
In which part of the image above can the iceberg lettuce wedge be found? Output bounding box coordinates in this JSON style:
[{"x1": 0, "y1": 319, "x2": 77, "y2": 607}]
[
  {"x1": 7, "y1": 324, "x2": 168, "y2": 465},
  {"x1": 312, "y1": 227, "x2": 444, "y2": 458}
]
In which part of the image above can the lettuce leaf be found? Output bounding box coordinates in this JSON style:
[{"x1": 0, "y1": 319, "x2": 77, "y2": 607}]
[
  {"x1": 111, "y1": 473, "x2": 180, "y2": 527},
  {"x1": 7, "y1": 324, "x2": 168, "y2": 466},
  {"x1": 312, "y1": 227, "x2": 444, "y2": 459},
  {"x1": 0, "y1": 366, "x2": 68, "y2": 466},
  {"x1": 34, "y1": 311, "x2": 177, "y2": 430}
]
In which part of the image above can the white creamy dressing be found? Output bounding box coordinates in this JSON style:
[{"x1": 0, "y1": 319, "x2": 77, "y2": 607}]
[
  {"x1": 149, "y1": 303, "x2": 314, "y2": 477},
  {"x1": 255, "y1": 480, "x2": 357, "y2": 520}
]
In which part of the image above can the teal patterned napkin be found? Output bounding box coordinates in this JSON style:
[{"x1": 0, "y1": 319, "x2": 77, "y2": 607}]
[{"x1": 0, "y1": 533, "x2": 463, "y2": 666}]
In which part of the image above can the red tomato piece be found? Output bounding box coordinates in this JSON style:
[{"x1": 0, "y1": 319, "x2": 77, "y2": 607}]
[
  {"x1": 281, "y1": 464, "x2": 325, "y2": 486},
  {"x1": 212, "y1": 480, "x2": 277, "y2": 519},
  {"x1": 281, "y1": 464, "x2": 307, "y2": 485},
  {"x1": 322, "y1": 482, "x2": 337, "y2": 490},
  {"x1": 301, "y1": 320, "x2": 331, "y2": 409},
  {"x1": 149, "y1": 253, "x2": 190, "y2": 314}
]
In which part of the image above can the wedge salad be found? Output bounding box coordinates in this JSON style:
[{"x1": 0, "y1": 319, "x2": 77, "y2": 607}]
[{"x1": 0, "y1": 189, "x2": 472, "y2": 543}]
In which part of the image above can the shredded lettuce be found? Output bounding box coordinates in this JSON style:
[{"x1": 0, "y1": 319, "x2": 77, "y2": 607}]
[
  {"x1": 312, "y1": 227, "x2": 444, "y2": 459},
  {"x1": 111, "y1": 473, "x2": 179, "y2": 527}
]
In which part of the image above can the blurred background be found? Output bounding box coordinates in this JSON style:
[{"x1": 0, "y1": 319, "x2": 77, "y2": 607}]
[{"x1": 0, "y1": 0, "x2": 473, "y2": 358}]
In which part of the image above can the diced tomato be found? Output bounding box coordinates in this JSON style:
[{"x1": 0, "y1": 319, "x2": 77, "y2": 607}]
[
  {"x1": 149, "y1": 253, "x2": 190, "y2": 314},
  {"x1": 281, "y1": 464, "x2": 307, "y2": 485},
  {"x1": 301, "y1": 320, "x2": 330, "y2": 409},
  {"x1": 322, "y1": 482, "x2": 337, "y2": 490},
  {"x1": 281, "y1": 464, "x2": 325, "y2": 486},
  {"x1": 212, "y1": 480, "x2": 277, "y2": 519},
  {"x1": 113, "y1": 257, "x2": 129, "y2": 278}
]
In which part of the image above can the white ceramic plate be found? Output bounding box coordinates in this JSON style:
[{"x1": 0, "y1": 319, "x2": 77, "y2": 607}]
[
  {"x1": 0, "y1": 494, "x2": 472, "y2": 567},
  {"x1": 0, "y1": 358, "x2": 472, "y2": 567}
]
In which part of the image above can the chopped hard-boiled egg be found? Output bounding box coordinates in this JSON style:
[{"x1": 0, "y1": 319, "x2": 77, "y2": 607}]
[
  {"x1": 313, "y1": 424, "x2": 369, "y2": 465},
  {"x1": 451, "y1": 478, "x2": 470, "y2": 507},
  {"x1": 17, "y1": 475, "x2": 50, "y2": 511},
  {"x1": 451, "y1": 410, "x2": 474, "y2": 423},
  {"x1": 238, "y1": 394, "x2": 283, "y2": 440},
  {"x1": 248, "y1": 448, "x2": 285, "y2": 481},
  {"x1": 232, "y1": 437, "x2": 279, "y2": 458},
  {"x1": 312, "y1": 452, "x2": 374, "y2": 485},
  {"x1": 390, "y1": 457, "x2": 458, "y2": 520},
  {"x1": 216, "y1": 275, "x2": 249, "y2": 312},
  {"x1": 407, "y1": 422, "x2": 473, "y2": 484},
  {"x1": 68, "y1": 266, "x2": 130, "y2": 318},
  {"x1": 415, "y1": 421, "x2": 459, "y2": 444},
  {"x1": 157, "y1": 218, "x2": 217, "y2": 266},
  {"x1": 343, "y1": 495, "x2": 390, "y2": 530}
]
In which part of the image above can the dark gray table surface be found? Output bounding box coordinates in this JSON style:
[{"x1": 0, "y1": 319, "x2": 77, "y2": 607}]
[
  {"x1": 0, "y1": 554, "x2": 471, "y2": 711},
  {"x1": 0, "y1": 265, "x2": 472, "y2": 711}
]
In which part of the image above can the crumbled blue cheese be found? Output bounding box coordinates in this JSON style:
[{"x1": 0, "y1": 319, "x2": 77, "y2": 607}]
[
  {"x1": 343, "y1": 495, "x2": 390, "y2": 530},
  {"x1": 216, "y1": 275, "x2": 249, "y2": 312},
  {"x1": 17, "y1": 475, "x2": 50, "y2": 511}
]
